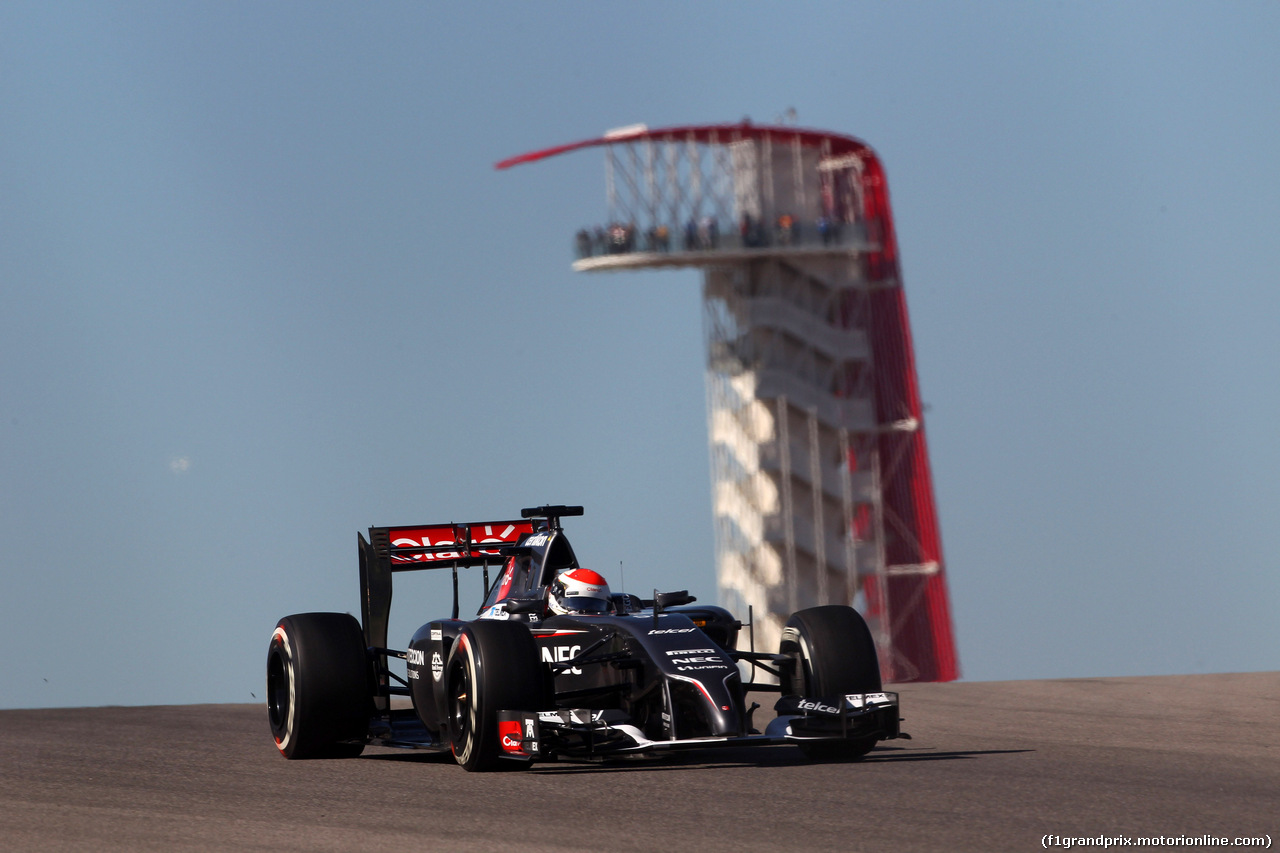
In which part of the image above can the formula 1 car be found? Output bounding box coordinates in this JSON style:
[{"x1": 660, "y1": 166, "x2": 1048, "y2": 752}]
[{"x1": 266, "y1": 505, "x2": 904, "y2": 770}]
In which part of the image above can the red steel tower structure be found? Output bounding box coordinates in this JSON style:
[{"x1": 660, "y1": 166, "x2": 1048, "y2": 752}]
[{"x1": 499, "y1": 122, "x2": 958, "y2": 682}]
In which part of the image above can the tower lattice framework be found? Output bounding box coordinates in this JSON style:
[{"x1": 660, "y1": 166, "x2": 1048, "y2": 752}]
[{"x1": 499, "y1": 122, "x2": 958, "y2": 682}]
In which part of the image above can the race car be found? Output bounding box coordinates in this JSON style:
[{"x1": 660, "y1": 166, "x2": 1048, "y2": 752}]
[{"x1": 266, "y1": 505, "x2": 904, "y2": 770}]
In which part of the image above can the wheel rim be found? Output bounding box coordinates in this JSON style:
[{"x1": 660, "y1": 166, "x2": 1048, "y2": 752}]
[
  {"x1": 797, "y1": 635, "x2": 815, "y2": 695},
  {"x1": 448, "y1": 658, "x2": 472, "y2": 753},
  {"x1": 267, "y1": 647, "x2": 290, "y2": 732},
  {"x1": 780, "y1": 638, "x2": 811, "y2": 696}
]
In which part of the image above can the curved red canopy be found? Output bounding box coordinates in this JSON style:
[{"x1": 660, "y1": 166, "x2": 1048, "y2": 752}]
[{"x1": 495, "y1": 122, "x2": 877, "y2": 171}]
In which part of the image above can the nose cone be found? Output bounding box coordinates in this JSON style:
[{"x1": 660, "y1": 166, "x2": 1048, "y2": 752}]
[
  {"x1": 668, "y1": 668, "x2": 746, "y2": 737},
  {"x1": 641, "y1": 613, "x2": 745, "y2": 737},
  {"x1": 702, "y1": 673, "x2": 747, "y2": 737}
]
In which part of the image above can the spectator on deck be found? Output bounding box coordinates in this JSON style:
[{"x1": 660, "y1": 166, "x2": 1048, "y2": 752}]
[
  {"x1": 654, "y1": 224, "x2": 670, "y2": 251},
  {"x1": 776, "y1": 213, "x2": 795, "y2": 246},
  {"x1": 700, "y1": 215, "x2": 718, "y2": 249}
]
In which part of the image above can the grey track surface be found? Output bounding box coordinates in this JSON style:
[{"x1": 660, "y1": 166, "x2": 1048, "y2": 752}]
[{"x1": 2, "y1": 672, "x2": 1276, "y2": 852}]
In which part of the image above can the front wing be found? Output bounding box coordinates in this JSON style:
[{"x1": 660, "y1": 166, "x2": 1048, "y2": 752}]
[{"x1": 495, "y1": 692, "x2": 902, "y2": 761}]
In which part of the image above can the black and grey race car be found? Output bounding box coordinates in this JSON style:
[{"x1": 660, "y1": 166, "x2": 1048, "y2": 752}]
[{"x1": 267, "y1": 505, "x2": 905, "y2": 770}]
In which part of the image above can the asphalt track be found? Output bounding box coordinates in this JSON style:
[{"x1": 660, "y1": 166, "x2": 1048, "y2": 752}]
[{"x1": 2, "y1": 673, "x2": 1275, "y2": 852}]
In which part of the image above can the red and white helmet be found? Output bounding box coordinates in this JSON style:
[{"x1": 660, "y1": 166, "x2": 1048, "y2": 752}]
[{"x1": 547, "y1": 568, "x2": 612, "y2": 616}]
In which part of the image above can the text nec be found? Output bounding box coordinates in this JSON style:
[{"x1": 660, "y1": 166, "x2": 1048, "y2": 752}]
[{"x1": 541, "y1": 644, "x2": 582, "y2": 675}]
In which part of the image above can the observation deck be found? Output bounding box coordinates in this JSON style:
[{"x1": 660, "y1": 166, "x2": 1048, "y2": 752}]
[{"x1": 571, "y1": 224, "x2": 875, "y2": 273}]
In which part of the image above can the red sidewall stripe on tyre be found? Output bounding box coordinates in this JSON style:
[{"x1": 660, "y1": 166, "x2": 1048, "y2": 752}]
[
  {"x1": 271, "y1": 627, "x2": 296, "y2": 754},
  {"x1": 452, "y1": 632, "x2": 479, "y2": 764}
]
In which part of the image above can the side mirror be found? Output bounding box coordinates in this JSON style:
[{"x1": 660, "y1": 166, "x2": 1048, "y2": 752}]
[
  {"x1": 502, "y1": 596, "x2": 545, "y2": 615},
  {"x1": 654, "y1": 590, "x2": 696, "y2": 610},
  {"x1": 611, "y1": 593, "x2": 644, "y2": 614}
]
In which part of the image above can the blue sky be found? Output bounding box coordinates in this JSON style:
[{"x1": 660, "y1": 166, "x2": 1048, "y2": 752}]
[{"x1": 2, "y1": 2, "x2": 1277, "y2": 708}]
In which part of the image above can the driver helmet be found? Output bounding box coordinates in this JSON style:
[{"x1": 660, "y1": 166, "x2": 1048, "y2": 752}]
[{"x1": 547, "y1": 568, "x2": 612, "y2": 616}]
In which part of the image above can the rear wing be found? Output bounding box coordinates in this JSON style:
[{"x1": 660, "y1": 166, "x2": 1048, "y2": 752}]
[
  {"x1": 357, "y1": 506, "x2": 582, "y2": 713},
  {"x1": 360, "y1": 519, "x2": 533, "y2": 646},
  {"x1": 383, "y1": 520, "x2": 534, "y2": 566}
]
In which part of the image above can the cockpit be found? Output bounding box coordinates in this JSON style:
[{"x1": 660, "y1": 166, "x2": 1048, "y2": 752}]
[{"x1": 478, "y1": 529, "x2": 581, "y2": 613}]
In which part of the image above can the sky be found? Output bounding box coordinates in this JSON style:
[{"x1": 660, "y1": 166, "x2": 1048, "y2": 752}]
[{"x1": 2, "y1": 2, "x2": 1278, "y2": 709}]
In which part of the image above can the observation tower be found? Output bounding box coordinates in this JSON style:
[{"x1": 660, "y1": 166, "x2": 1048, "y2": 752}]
[{"x1": 499, "y1": 122, "x2": 958, "y2": 682}]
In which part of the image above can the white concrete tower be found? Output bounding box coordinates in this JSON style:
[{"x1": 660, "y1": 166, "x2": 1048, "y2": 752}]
[{"x1": 500, "y1": 123, "x2": 958, "y2": 682}]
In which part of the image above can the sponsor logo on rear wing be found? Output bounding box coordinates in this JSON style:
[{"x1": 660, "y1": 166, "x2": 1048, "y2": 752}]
[{"x1": 384, "y1": 520, "x2": 534, "y2": 564}]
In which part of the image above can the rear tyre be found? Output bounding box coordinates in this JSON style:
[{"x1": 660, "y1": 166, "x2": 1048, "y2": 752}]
[
  {"x1": 780, "y1": 605, "x2": 882, "y2": 760},
  {"x1": 267, "y1": 612, "x2": 370, "y2": 759},
  {"x1": 446, "y1": 620, "x2": 547, "y2": 772}
]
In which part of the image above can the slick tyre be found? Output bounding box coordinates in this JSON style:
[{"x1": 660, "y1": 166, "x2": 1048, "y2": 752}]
[
  {"x1": 267, "y1": 612, "x2": 370, "y2": 759},
  {"x1": 780, "y1": 605, "x2": 882, "y2": 761},
  {"x1": 446, "y1": 620, "x2": 547, "y2": 772}
]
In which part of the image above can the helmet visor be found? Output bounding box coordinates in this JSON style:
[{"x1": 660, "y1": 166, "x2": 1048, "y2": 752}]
[{"x1": 558, "y1": 595, "x2": 610, "y2": 614}]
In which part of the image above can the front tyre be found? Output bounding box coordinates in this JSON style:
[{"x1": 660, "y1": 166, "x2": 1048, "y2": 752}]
[
  {"x1": 446, "y1": 620, "x2": 547, "y2": 772},
  {"x1": 267, "y1": 612, "x2": 370, "y2": 759},
  {"x1": 780, "y1": 605, "x2": 882, "y2": 760}
]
